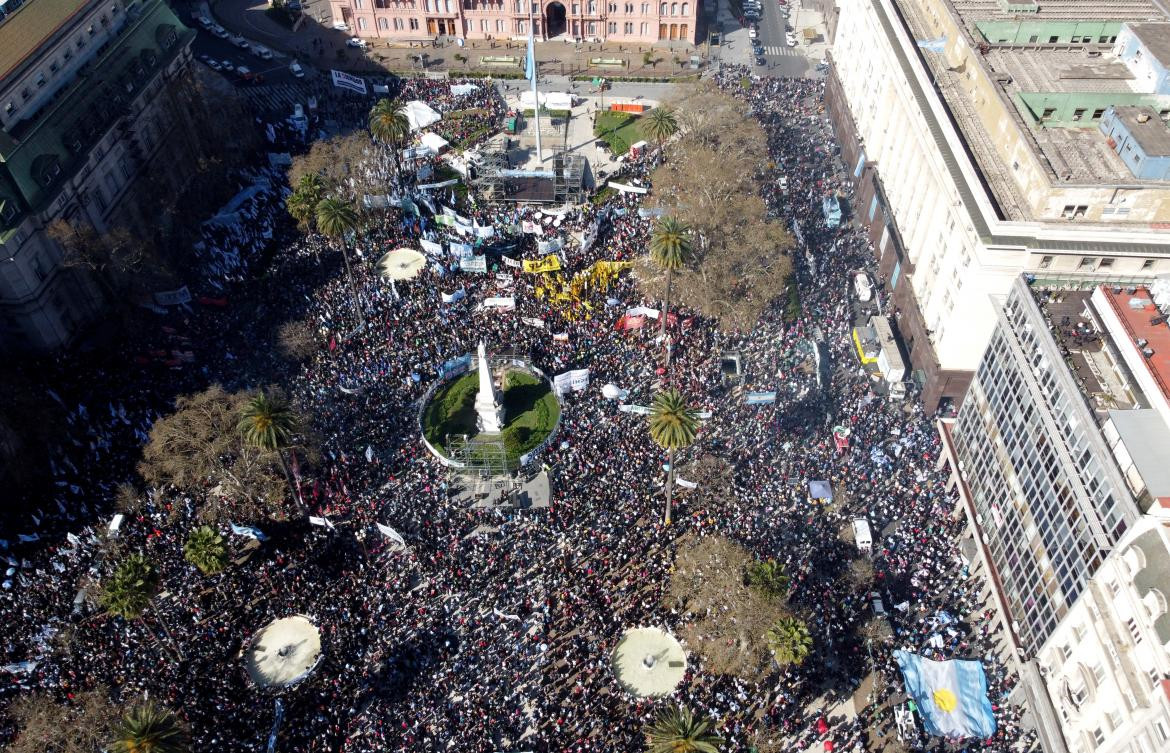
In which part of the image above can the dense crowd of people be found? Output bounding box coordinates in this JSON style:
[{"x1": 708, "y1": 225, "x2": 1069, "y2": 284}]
[{"x1": 0, "y1": 69, "x2": 1036, "y2": 753}]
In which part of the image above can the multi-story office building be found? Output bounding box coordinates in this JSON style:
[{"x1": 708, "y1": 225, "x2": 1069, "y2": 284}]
[
  {"x1": 937, "y1": 274, "x2": 1170, "y2": 751},
  {"x1": 0, "y1": 0, "x2": 196, "y2": 351},
  {"x1": 331, "y1": 0, "x2": 700, "y2": 45},
  {"x1": 826, "y1": 0, "x2": 1170, "y2": 409}
]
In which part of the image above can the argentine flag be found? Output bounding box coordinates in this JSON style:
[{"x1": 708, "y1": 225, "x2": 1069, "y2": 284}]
[
  {"x1": 525, "y1": 33, "x2": 536, "y2": 82},
  {"x1": 894, "y1": 650, "x2": 996, "y2": 739}
]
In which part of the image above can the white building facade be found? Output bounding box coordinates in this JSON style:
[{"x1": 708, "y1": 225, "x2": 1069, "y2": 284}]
[
  {"x1": 1037, "y1": 517, "x2": 1170, "y2": 753},
  {"x1": 827, "y1": 0, "x2": 1170, "y2": 409}
]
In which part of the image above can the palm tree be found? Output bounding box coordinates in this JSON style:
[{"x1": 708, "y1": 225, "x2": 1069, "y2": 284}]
[
  {"x1": 648, "y1": 216, "x2": 693, "y2": 372},
  {"x1": 286, "y1": 174, "x2": 325, "y2": 232},
  {"x1": 183, "y1": 526, "x2": 228, "y2": 575},
  {"x1": 368, "y1": 98, "x2": 411, "y2": 186},
  {"x1": 111, "y1": 702, "x2": 189, "y2": 753},
  {"x1": 100, "y1": 553, "x2": 160, "y2": 620},
  {"x1": 644, "y1": 704, "x2": 722, "y2": 753},
  {"x1": 765, "y1": 616, "x2": 814, "y2": 667},
  {"x1": 648, "y1": 388, "x2": 698, "y2": 526},
  {"x1": 640, "y1": 105, "x2": 679, "y2": 148},
  {"x1": 100, "y1": 554, "x2": 184, "y2": 661},
  {"x1": 315, "y1": 196, "x2": 366, "y2": 327},
  {"x1": 238, "y1": 390, "x2": 306, "y2": 516},
  {"x1": 745, "y1": 558, "x2": 790, "y2": 600}
]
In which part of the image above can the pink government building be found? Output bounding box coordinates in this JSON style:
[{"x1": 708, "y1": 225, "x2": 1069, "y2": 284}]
[{"x1": 331, "y1": 0, "x2": 701, "y2": 45}]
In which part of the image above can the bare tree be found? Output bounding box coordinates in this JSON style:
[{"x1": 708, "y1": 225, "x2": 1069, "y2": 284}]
[
  {"x1": 643, "y1": 84, "x2": 795, "y2": 331},
  {"x1": 288, "y1": 131, "x2": 381, "y2": 200},
  {"x1": 137, "y1": 385, "x2": 290, "y2": 522},
  {"x1": 667, "y1": 534, "x2": 792, "y2": 681},
  {"x1": 7, "y1": 688, "x2": 121, "y2": 753},
  {"x1": 276, "y1": 317, "x2": 320, "y2": 362}
]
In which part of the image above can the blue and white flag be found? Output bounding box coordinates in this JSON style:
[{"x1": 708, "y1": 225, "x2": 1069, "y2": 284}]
[
  {"x1": 525, "y1": 34, "x2": 536, "y2": 81},
  {"x1": 894, "y1": 650, "x2": 996, "y2": 739},
  {"x1": 229, "y1": 522, "x2": 268, "y2": 541}
]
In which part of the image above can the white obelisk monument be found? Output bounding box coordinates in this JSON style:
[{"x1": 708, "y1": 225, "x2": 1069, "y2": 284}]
[{"x1": 474, "y1": 341, "x2": 505, "y2": 434}]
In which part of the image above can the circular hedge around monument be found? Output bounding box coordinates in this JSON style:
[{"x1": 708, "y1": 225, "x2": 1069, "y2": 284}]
[{"x1": 422, "y1": 367, "x2": 559, "y2": 465}]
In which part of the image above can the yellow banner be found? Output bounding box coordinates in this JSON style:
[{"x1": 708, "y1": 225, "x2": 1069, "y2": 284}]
[{"x1": 522, "y1": 255, "x2": 562, "y2": 274}]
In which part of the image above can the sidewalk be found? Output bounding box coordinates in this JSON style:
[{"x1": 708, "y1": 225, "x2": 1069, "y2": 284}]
[{"x1": 210, "y1": 0, "x2": 709, "y2": 78}]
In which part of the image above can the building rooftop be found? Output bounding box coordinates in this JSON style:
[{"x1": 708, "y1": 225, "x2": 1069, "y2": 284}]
[
  {"x1": 0, "y1": 0, "x2": 91, "y2": 81},
  {"x1": 1106, "y1": 409, "x2": 1170, "y2": 499},
  {"x1": 1115, "y1": 106, "x2": 1170, "y2": 156},
  {"x1": 1130, "y1": 22, "x2": 1170, "y2": 64},
  {"x1": 1097, "y1": 285, "x2": 1170, "y2": 403},
  {"x1": 893, "y1": 0, "x2": 1170, "y2": 220},
  {"x1": 950, "y1": 0, "x2": 1163, "y2": 23},
  {"x1": 1034, "y1": 288, "x2": 1140, "y2": 412}
]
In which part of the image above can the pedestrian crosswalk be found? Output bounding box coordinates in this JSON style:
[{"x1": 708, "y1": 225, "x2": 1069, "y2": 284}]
[
  {"x1": 241, "y1": 83, "x2": 311, "y2": 114},
  {"x1": 762, "y1": 45, "x2": 799, "y2": 56}
]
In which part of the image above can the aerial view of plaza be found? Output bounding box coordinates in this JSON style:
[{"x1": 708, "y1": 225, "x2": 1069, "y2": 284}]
[{"x1": 2, "y1": 0, "x2": 1170, "y2": 751}]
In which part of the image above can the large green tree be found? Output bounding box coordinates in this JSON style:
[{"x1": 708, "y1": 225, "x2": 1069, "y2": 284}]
[
  {"x1": 648, "y1": 389, "x2": 698, "y2": 526},
  {"x1": 765, "y1": 616, "x2": 813, "y2": 666},
  {"x1": 315, "y1": 197, "x2": 366, "y2": 327},
  {"x1": 644, "y1": 704, "x2": 722, "y2": 753},
  {"x1": 238, "y1": 390, "x2": 305, "y2": 516},
  {"x1": 110, "y1": 702, "x2": 189, "y2": 753}
]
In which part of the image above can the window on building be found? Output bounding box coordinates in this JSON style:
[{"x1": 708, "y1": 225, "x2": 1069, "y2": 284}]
[
  {"x1": 588, "y1": 20, "x2": 596, "y2": 33},
  {"x1": 642, "y1": 2, "x2": 648, "y2": 10},
  {"x1": 378, "y1": 17, "x2": 389, "y2": 29},
  {"x1": 681, "y1": 1, "x2": 687, "y2": 12},
  {"x1": 608, "y1": 21, "x2": 616, "y2": 32},
  {"x1": 608, "y1": 2, "x2": 616, "y2": 10},
  {"x1": 572, "y1": 3, "x2": 579, "y2": 12},
  {"x1": 1155, "y1": 719, "x2": 1169, "y2": 742},
  {"x1": 1072, "y1": 108, "x2": 1086, "y2": 121},
  {"x1": 1092, "y1": 728, "x2": 1105, "y2": 747},
  {"x1": 640, "y1": 21, "x2": 647, "y2": 32},
  {"x1": 659, "y1": 1, "x2": 666, "y2": 12},
  {"x1": 1027, "y1": 34, "x2": 1038, "y2": 43},
  {"x1": 410, "y1": 17, "x2": 419, "y2": 29},
  {"x1": 1038, "y1": 255, "x2": 1053, "y2": 269},
  {"x1": 588, "y1": 1, "x2": 596, "y2": 11},
  {"x1": 624, "y1": 21, "x2": 632, "y2": 31},
  {"x1": 1041, "y1": 108, "x2": 1056, "y2": 121},
  {"x1": 670, "y1": 2, "x2": 677, "y2": 14},
  {"x1": 1078, "y1": 257, "x2": 1096, "y2": 268},
  {"x1": 357, "y1": 17, "x2": 367, "y2": 29},
  {"x1": 495, "y1": 18, "x2": 504, "y2": 31},
  {"x1": 1126, "y1": 617, "x2": 1142, "y2": 644},
  {"x1": 1143, "y1": 259, "x2": 1156, "y2": 270}
]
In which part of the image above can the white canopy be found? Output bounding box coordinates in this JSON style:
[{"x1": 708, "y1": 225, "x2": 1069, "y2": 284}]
[
  {"x1": 419, "y1": 131, "x2": 449, "y2": 155},
  {"x1": 404, "y1": 100, "x2": 441, "y2": 131},
  {"x1": 519, "y1": 91, "x2": 575, "y2": 111},
  {"x1": 450, "y1": 83, "x2": 479, "y2": 97}
]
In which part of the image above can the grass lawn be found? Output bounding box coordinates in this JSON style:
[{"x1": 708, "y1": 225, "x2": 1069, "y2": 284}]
[
  {"x1": 594, "y1": 111, "x2": 643, "y2": 156},
  {"x1": 422, "y1": 369, "x2": 559, "y2": 462}
]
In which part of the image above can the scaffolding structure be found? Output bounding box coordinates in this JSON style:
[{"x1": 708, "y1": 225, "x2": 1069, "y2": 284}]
[
  {"x1": 445, "y1": 433, "x2": 512, "y2": 477},
  {"x1": 471, "y1": 140, "x2": 586, "y2": 204}
]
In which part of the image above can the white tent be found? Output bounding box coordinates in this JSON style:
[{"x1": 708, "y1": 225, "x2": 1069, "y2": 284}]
[
  {"x1": 419, "y1": 132, "x2": 449, "y2": 155},
  {"x1": 519, "y1": 91, "x2": 575, "y2": 111},
  {"x1": 404, "y1": 100, "x2": 441, "y2": 131}
]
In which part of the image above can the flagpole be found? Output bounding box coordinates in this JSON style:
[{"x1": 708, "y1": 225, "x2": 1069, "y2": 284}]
[{"x1": 527, "y1": 6, "x2": 543, "y2": 163}]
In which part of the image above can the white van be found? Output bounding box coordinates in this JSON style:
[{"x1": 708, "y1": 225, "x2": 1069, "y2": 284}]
[
  {"x1": 853, "y1": 271, "x2": 873, "y2": 302},
  {"x1": 852, "y1": 517, "x2": 873, "y2": 554}
]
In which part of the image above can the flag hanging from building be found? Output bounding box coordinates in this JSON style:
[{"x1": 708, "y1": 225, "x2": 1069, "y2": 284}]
[{"x1": 893, "y1": 650, "x2": 996, "y2": 739}]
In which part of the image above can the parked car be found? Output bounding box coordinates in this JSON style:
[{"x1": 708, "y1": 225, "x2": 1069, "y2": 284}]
[
  {"x1": 210, "y1": 24, "x2": 229, "y2": 38},
  {"x1": 346, "y1": 37, "x2": 368, "y2": 49},
  {"x1": 289, "y1": 60, "x2": 305, "y2": 78},
  {"x1": 251, "y1": 44, "x2": 273, "y2": 59},
  {"x1": 332, "y1": 21, "x2": 349, "y2": 31},
  {"x1": 748, "y1": 28, "x2": 758, "y2": 39},
  {"x1": 756, "y1": 55, "x2": 766, "y2": 66},
  {"x1": 229, "y1": 34, "x2": 249, "y2": 49},
  {"x1": 195, "y1": 15, "x2": 212, "y2": 28}
]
